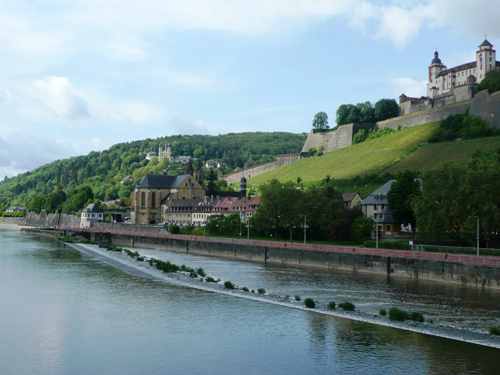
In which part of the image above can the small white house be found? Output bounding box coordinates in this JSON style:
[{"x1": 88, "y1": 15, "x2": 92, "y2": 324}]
[{"x1": 80, "y1": 203, "x2": 104, "y2": 229}]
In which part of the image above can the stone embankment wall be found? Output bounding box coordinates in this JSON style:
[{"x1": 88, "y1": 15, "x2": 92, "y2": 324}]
[
  {"x1": 52, "y1": 223, "x2": 500, "y2": 289},
  {"x1": 111, "y1": 236, "x2": 500, "y2": 289},
  {"x1": 24, "y1": 212, "x2": 80, "y2": 228},
  {"x1": 224, "y1": 154, "x2": 299, "y2": 183}
]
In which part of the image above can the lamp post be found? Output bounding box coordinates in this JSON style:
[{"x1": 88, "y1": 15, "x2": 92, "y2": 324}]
[
  {"x1": 476, "y1": 216, "x2": 480, "y2": 257},
  {"x1": 302, "y1": 215, "x2": 309, "y2": 244}
]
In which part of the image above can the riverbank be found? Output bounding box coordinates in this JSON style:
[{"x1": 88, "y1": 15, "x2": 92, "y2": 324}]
[{"x1": 65, "y1": 240, "x2": 500, "y2": 349}]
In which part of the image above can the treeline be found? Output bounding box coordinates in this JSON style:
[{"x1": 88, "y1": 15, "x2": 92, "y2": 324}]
[
  {"x1": 311, "y1": 98, "x2": 400, "y2": 131},
  {"x1": 385, "y1": 150, "x2": 500, "y2": 247},
  {"x1": 0, "y1": 132, "x2": 305, "y2": 211},
  {"x1": 207, "y1": 178, "x2": 373, "y2": 243},
  {"x1": 414, "y1": 150, "x2": 500, "y2": 246}
]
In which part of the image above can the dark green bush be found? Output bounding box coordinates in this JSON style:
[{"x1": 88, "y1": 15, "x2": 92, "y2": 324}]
[
  {"x1": 257, "y1": 288, "x2": 266, "y2": 295},
  {"x1": 389, "y1": 308, "x2": 409, "y2": 322},
  {"x1": 224, "y1": 281, "x2": 235, "y2": 290},
  {"x1": 196, "y1": 268, "x2": 206, "y2": 277},
  {"x1": 205, "y1": 277, "x2": 217, "y2": 283},
  {"x1": 489, "y1": 326, "x2": 500, "y2": 336},
  {"x1": 328, "y1": 302, "x2": 336, "y2": 310},
  {"x1": 189, "y1": 272, "x2": 198, "y2": 278},
  {"x1": 379, "y1": 309, "x2": 387, "y2": 317},
  {"x1": 410, "y1": 312, "x2": 425, "y2": 323},
  {"x1": 430, "y1": 114, "x2": 497, "y2": 143},
  {"x1": 294, "y1": 295, "x2": 301, "y2": 301},
  {"x1": 388, "y1": 308, "x2": 424, "y2": 322},
  {"x1": 339, "y1": 302, "x2": 355, "y2": 311},
  {"x1": 304, "y1": 298, "x2": 316, "y2": 309},
  {"x1": 241, "y1": 287, "x2": 249, "y2": 292},
  {"x1": 180, "y1": 265, "x2": 195, "y2": 273}
]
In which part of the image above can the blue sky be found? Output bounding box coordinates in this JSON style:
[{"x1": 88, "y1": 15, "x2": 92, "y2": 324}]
[{"x1": 1, "y1": 0, "x2": 500, "y2": 177}]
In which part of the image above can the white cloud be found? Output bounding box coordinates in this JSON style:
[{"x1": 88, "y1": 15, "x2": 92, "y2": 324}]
[
  {"x1": 10, "y1": 76, "x2": 163, "y2": 125},
  {"x1": 391, "y1": 77, "x2": 427, "y2": 97},
  {"x1": 30, "y1": 76, "x2": 90, "y2": 119},
  {"x1": 0, "y1": 134, "x2": 73, "y2": 178}
]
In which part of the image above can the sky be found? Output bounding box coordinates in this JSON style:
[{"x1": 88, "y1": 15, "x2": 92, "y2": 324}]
[{"x1": 1, "y1": 0, "x2": 500, "y2": 178}]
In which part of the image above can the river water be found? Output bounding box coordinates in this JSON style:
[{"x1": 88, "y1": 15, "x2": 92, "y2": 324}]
[{"x1": 1, "y1": 228, "x2": 498, "y2": 375}]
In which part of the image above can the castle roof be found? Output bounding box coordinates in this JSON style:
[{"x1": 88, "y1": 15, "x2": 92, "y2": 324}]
[
  {"x1": 437, "y1": 61, "x2": 477, "y2": 77},
  {"x1": 431, "y1": 51, "x2": 443, "y2": 65},
  {"x1": 136, "y1": 174, "x2": 190, "y2": 189},
  {"x1": 480, "y1": 39, "x2": 493, "y2": 48}
]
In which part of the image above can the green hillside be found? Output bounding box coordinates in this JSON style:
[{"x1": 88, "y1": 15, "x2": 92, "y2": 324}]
[
  {"x1": 251, "y1": 123, "x2": 500, "y2": 192},
  {"x1": 0, "y1": 132, "x2": 305, "y2": 210}
]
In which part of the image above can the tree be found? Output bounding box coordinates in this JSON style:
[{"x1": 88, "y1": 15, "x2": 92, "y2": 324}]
[
  {"x1": 27, "y1": 194, "x2": 46, "y2": 213},
  {"x1": 336, "y1": 104, "x2": 361, "y2": 125},
  {"x1": 351, "y1": 216, "x2": 374, "y2": 241},
  {"x1": 374, "y1": 99, "x2": 400, "y2": 121},
  {"x1": 62, "y1": 186, "x2": 94, "y2": 213},
  {"x1": 45, "y1": 189, "x2": 67, "y2": 213},
  {"x1": 478, "y1": 71, "x2": 500, "y2": 93},
  {"x1": 387, "y1": 172, "x2": 421, "y2": 230},
  {"x1": 356, "y1": 102, "x2": 375, "y2": 123},
  {"x1": 253, "y1": 179, "x2": 304, "y2": 239},
  {"x1": 312, "y1": 112, "x2": 329, "y2": 131},
  {"x1": 206, "y1": 169, "x2": 217, "y2": 197}
]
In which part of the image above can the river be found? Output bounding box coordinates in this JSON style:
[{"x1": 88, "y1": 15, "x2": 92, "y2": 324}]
[{"x1": 0, "y1": 228, "x2": 498, "y2": 374}]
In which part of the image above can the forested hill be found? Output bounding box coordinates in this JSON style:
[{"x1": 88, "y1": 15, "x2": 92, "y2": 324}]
[{"x1": 0, "y1": 132, "x2": 305, "y2": 210}]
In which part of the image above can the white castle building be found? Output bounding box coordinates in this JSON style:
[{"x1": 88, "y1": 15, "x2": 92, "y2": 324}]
[
  {"x1": 400, "y1": 39, "x2": 500, "y2": 116},
  {"x1": 427, "y1": 39, "x2": 499, "y2": 98}
]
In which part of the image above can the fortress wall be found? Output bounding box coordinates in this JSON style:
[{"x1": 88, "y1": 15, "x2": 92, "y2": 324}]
[
  {"x1": 301, "y1": 124, "x2": 354, "y2": 154},
  {"x1": 378, "y1": 90, "x2": 500, "y2": 131},
  {"x1": 376, "y1": 101, "x2": 471, "y2": 130},
  {"x1": 470, "y1": 90, "x2": 500, "y2": 129},
  {"x1": 224, "y1": 155, "x2": 299, "y2": 183}
]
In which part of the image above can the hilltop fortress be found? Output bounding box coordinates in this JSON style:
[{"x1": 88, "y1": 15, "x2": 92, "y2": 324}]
[{"x1": 302, "y1": 40, "x2": 500, "y2": 155}]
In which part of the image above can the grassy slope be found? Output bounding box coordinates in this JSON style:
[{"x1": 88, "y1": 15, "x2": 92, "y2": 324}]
[
  {"x1": 389, "y1": 135, "x2": 500, "y2": 173},
  {"x1": 251, "y1": 123, "x2": 500, "y2": 192},
  {"x1": 251, "y1": 123, "x2": 438, "y2": 186}
]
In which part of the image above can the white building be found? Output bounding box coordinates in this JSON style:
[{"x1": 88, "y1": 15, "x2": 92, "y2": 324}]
[
  {"x1": 80, "y1": 203, "x2": 104, "y2": 229},
  {"x1": 427, "y1": 39, "x2": 500, "y2": 98}
]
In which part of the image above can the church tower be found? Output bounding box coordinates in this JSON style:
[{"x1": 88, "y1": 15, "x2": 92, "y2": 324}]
[
  {"x1": 158, "y1": 144, "x2": 172, "y2": 161},
  {"x1": 240, "y1": 175, "x2": 247, "y2": 198},
  {"x1": 476, "y1": 39, "x2": 496, "y2": 83},
  {"x1": 427, "y1": 51, "x2": 446, "y2": 98}
]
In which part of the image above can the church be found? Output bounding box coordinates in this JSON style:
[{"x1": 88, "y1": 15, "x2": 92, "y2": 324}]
[{"x1": 427, "y1": 39, "x2": 499, "y2": 98}]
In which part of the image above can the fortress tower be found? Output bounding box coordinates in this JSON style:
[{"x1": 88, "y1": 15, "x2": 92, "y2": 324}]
[
  {"x1": 476, "y1": 39, "x2": 496, "y2": 82},
  {"x1": 427, "y1": 51, "x2": 446, "y2": 98}
]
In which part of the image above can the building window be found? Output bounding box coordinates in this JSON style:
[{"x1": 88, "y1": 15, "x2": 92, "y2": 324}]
[
  {"x1": 140, "y1": 192, "x2": 146, "y2": 209},
  {"x1": 151, "y1": 192, "x2": 156, "y2": 208}
]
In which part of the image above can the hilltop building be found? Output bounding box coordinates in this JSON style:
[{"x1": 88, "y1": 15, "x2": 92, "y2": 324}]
[
  {"x1": 400, "y1": 39, "x2": 500, "y2": 116},
  {"x1": 131, "y1": 174, "x2": 205, "y2": 225},
  {"x1": 427, "y1": 40, "x2": 498, "y2": 98}
]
